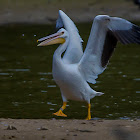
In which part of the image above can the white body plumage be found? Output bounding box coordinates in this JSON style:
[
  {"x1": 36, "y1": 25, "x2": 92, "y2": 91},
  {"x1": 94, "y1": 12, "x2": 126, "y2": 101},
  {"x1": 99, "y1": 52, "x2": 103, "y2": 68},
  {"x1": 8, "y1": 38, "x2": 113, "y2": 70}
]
[{"x1": 37, "y1": 10, "x2": 140, "y2": 119}]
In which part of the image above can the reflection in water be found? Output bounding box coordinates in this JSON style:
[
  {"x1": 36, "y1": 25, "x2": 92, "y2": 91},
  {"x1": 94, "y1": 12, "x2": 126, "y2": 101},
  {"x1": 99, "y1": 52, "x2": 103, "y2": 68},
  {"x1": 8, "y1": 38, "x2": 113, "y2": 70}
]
[{"x1": 0, "y1": 24, "x2": 139, "y2": 119}]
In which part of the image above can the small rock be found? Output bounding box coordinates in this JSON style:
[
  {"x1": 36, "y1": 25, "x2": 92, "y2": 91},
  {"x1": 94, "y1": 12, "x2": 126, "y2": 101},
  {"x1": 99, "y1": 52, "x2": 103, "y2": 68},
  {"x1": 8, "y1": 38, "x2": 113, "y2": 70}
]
[
  {"x1": 38, "y1": 127, "x2": 48, "y2": 130},
  {"x1": 81, "y1": 122, "x2": 86, "y2": 124},
  {"x1": 91, "y1": 122, "x2": 96, "y2": 126},
  {"x1": 75, "y1": 129, "x2": 94, "y2": 133},
  {"x1": 67, "y1": 133, "x2": 70, "y2": 136},
  {"x1": 8, "y1": 136, "x2": 16, "y2": 139},
  {"x1": 52, "y1": 118, "x2": 56, "y2": 120},
  {"x1": 6, "y1": 125, "x2": 17, "y2": 130},
  {"x1": 98, "y1": 120, "x2": 104, "y2": 122}
]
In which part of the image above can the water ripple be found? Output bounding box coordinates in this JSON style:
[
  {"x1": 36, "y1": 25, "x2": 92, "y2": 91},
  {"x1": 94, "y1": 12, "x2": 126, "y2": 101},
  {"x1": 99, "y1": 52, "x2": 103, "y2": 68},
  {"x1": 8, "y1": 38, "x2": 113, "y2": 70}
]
[
  {"x1": 0, "y1": 73, "x2": 13, "y2": 75},
  {"x1": 47, "y1": 85, "x2": 56, "y2": 88},
  {"x1": 7, "y1": 69, "x2": 30, "y2": 72},
  {"x1": 134, "y1": 78, "x2": 140, "y2": 81},
  {"x1": 38, "y1": 72, "x2": 52, "y2": 75},
  {"x1": 41, "y1": 90, "x2": 47, "y2": 93}
]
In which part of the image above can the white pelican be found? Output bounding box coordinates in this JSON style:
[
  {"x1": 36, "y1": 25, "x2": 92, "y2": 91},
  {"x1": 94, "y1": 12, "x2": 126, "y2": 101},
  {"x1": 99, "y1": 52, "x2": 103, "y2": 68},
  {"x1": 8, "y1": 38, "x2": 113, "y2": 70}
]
[{"x1": 37, "y1": 10, "x2": 140, "y2": 120}]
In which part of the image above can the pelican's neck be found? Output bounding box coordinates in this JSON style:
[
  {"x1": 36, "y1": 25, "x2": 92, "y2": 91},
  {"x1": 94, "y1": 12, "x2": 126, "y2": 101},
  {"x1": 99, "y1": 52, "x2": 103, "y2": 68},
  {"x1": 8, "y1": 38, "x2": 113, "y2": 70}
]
[{"x1": 53, "y1": 38, "x2": 69, "y2": 65}]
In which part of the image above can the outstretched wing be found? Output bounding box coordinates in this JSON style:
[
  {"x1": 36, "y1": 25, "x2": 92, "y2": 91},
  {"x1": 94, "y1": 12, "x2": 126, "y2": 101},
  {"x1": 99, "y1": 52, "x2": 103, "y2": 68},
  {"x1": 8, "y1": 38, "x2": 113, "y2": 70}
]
[
  {"x1": 56, "y1": 10, "x2": 83, "y2": 63},
  {"x1": 108, "y1": 17, "x2": 140, "y2": 44},
  {"x1": 79, "y1": 16, "x2": 140, "y2": 84}
]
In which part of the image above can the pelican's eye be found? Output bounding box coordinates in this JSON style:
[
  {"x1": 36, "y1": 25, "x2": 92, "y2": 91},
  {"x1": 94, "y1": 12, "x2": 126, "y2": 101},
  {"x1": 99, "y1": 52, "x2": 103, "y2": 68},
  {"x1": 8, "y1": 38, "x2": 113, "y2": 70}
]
[{"x1": 62, "y1": 31, "x2": 64, "y2": 34}]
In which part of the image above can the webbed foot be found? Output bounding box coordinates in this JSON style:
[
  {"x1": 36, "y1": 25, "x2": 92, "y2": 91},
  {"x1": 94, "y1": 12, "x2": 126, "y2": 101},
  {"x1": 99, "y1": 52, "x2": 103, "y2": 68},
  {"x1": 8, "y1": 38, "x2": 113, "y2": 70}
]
[
  {"x1": 53, "y1": 110, "x2": 67, "y2": 117},
  {"x1": 85, "y1": 115, "x2": 91, "y2": 120}
]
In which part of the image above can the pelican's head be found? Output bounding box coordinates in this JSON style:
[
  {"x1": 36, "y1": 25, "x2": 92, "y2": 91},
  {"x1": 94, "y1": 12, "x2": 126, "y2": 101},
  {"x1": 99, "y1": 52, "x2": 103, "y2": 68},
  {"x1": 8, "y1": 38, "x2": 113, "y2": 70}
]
[
  {"x1": 37, "y1": 28, "x2": 68, "y2": 46},
  {"x1": 95, "y1": 15, "x2": 110, "y2": 21},
  {"x1": 94, "y1": 15, "x2": 111, "y2": 26}
]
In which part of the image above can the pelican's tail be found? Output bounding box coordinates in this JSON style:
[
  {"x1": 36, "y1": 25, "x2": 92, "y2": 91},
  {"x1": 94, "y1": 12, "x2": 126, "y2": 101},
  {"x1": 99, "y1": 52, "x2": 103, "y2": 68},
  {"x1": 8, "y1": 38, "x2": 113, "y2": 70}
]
[
  {"x1": 95, "y1": 92, "x2": 104, "y2": 96},
  {"x1": 90, "y1": 91, "x2": 104, "y2": 99}
]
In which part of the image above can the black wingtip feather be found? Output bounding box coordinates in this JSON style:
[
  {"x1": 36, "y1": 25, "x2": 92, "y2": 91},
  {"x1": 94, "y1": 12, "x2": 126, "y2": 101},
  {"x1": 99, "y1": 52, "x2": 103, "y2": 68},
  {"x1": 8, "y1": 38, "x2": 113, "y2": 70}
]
[
  {"x1": 101, "y1": 30, "x2": 118, "y2": 67},
  {"x1": 113, "y1": 24, "x2": 140, "y2": 45}
]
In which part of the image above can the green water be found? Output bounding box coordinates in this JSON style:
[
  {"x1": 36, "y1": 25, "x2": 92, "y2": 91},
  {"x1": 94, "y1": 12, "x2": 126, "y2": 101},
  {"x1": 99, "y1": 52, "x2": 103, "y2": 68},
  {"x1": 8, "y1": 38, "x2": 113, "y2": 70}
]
[{"x1": 0, "y1": 23, "x2": 140, "y2": 119}]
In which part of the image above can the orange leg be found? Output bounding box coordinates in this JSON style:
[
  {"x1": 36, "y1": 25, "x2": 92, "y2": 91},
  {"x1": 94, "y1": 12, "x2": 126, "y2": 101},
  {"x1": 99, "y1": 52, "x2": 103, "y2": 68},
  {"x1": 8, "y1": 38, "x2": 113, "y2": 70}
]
[{"x1": 86, "y1": 103, "x2": 91, "y2": 120}]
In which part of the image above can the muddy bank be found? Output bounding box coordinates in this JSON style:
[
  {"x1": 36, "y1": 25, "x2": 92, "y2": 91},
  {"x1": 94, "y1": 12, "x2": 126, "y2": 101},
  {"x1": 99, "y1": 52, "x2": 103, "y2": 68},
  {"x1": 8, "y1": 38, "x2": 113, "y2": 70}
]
[
  {"x1": 1, "y1": 0, "x2": 140, "y2": 25},
  {"x1": 0, "y1": 119, "x2": 140, "y2": 140}
]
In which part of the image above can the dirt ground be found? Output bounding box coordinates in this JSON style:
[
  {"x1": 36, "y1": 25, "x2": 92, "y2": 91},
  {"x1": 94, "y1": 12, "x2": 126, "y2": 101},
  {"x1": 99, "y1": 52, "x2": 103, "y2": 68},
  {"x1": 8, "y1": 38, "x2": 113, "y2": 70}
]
[
  {"x1": 1, "y1": 0, "x2": 140, "y2": 25},
  {"x1": 0, "y1": 119, "x2": 140, "y2": 140}
]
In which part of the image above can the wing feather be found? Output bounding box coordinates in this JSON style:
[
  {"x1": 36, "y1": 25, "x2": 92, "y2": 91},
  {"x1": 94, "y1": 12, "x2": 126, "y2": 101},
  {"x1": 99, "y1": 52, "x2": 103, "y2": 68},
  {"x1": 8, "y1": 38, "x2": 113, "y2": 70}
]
[
  {"x1": 79, "y1": 16, "x2": 140, "y2": 84},
  {"x1": 101, "y1": 30, "x2": 117, "y2": 67},
  {"x1": 56, "y1": 10, "x2": 83, "y2": 63},
  {"x1": 56, "y1": 13, "x2": 64, "y2": 30}
]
